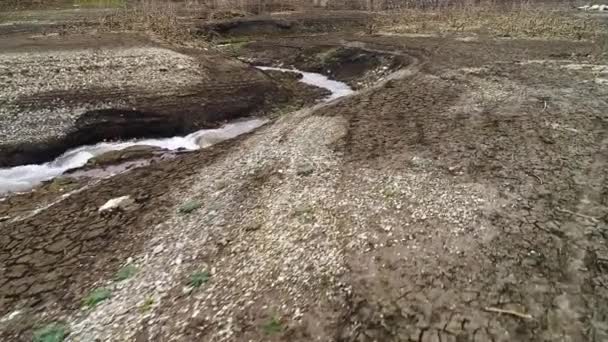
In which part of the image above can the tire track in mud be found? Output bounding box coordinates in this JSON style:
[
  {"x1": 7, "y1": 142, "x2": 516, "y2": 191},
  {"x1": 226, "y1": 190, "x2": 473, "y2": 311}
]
[
  {"x1": 552, "y1": 132, "x2": 608, "y2": 341},
  {"x1": 326, "y1": 54, "x2": 608, "y2": 341}
]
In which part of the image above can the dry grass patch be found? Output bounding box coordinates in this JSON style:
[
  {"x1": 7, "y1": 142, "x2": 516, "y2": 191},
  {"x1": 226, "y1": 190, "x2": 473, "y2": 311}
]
[
  {"x1": 376, "y1": 6, "x2": 602, "y2": 40},
  {"x1": 98, "y1": 1, "x2": 194, "y2": 41}
]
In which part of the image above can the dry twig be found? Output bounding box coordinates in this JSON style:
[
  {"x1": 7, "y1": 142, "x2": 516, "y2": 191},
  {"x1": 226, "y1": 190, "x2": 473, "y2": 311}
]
[
  {"x1": 556, "y1": 207, "x2": 599, "y2": 222},
  {"x1": 484, "y1": 307, "x2": 533, "y2": 320}
]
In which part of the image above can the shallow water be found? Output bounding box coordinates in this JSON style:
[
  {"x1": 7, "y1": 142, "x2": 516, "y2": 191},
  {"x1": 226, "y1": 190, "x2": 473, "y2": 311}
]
[
  {"x1": 0, "y1": 68, "x2": 353, "y2": 195},
  {"x1": 0, "y1": 119, "x2": 267, "y2": 194},
  {"x1": 256, "y1": 66, "x2": 354, "y2": 100}
]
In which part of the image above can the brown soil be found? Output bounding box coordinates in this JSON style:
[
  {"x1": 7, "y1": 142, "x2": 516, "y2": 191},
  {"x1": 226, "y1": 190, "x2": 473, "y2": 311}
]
[
  {"x1": 197, "y1": 10, "x2": 372, "y2": 38},
  {"x1": 239, "y1": 41, "x2": 408, "y2": 89},
  {"x1": 1, "y1": 11, "x2": 608, "y2": 342}
]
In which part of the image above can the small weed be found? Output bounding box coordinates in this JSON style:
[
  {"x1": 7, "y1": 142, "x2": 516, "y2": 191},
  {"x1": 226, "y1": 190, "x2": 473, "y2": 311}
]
[
  {"x1": 178, "y1": 200, "x2": 203, "y2": 214},
  {"x1": 188, "y1": 271, "x2": 211, "y2": 288},
  {"x1": 114, "y1": 264, "x2": 137, "y2": 281},
  {"x1": 382, "y1": 187, "x2": 399, "y2": 198},
  {"x1": 221, "y1": 41, "x2": 250, "y2": 57},
  {"x1": 33, "y1": 323, "x2": 68, "y2": 342},
  {"x1": 293, "y1": 205, "x2": 316, "y2": 224},
  {"x1": 315, "y1": 47, "x2": 340, "y2": 63},
  {"x1": 48, "y1": 177, "x2": 77, "y2": 192},
  {"x1": 216, "y1": 37, "x2": 250, "y2": 45},
  {"x1": 140, "y1": 297, "x2": 155, "y2": 313},
  {"x1": 268, "y1": 103, "x2": 302, "y2": 118},
  {"x1": 262, "y1": 315, "x2": 282, "y2": 335},
  {"x1": 83, "y1": 288, "x2": 111, "y2": 308}
]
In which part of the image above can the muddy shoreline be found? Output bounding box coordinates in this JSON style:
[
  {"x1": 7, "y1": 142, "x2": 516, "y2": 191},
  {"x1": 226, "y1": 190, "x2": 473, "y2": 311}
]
[
  {"x1": 0, "y1": 40, "x2": 280, "y2": 167},
  {"x1": 0, "y1": 37, "x2": 400, "y2": 170}
]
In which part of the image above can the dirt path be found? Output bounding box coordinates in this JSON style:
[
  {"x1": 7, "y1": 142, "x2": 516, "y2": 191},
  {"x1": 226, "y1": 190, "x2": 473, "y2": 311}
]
[{"x1": 1, "y1": 31, "x2": 608, "y2": 341}]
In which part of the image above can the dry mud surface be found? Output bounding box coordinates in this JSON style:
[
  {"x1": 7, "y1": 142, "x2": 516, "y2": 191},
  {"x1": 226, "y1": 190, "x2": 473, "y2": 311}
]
[{"x1": 1, "y1": 30, "x2": 608, "y2": 342}]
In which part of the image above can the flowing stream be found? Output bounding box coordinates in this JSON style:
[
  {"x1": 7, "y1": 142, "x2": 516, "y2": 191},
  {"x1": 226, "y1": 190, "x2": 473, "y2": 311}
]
[
  {"x1": 257, "y1": 66, "x2": 354, "y2": 100},
  {"x1": 0, "y1": 67, "x2": 353, "y2": 194}
]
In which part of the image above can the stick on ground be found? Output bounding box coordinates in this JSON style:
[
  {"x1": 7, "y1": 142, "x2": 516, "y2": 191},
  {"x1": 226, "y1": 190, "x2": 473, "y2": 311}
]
[{"x1": 484, "y1": 307, "x2": 533, "y2": 320}]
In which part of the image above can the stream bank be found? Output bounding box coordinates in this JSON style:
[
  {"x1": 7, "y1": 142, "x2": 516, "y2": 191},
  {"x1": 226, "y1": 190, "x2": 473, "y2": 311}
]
[{"x1": 0, "y1": 66, "x2": 357, "y2": 195}]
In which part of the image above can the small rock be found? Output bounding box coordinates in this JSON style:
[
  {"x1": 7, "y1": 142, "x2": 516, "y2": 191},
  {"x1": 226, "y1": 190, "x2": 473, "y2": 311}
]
[
  {"x1": 296, "y1": 163, "x2": 315, "y2": 176},
  {"x1": 178, "y1": 200, "x2": 203, "y2": 214},
  {"x1": 244, "y1": 223, "x2": 262, "y2": 231},
  {"x1": 0, "y1": 310, "x2": 21, "y2": 323},
  {"x1": 217, "y1": 237, "x2": 230, "y2": 247},
  {"x1": 99, "y1": 196, "x2": 135, "y2": 212},
  {"x1": 152, "y1": 244, "x2": 164, "y2": 255}
]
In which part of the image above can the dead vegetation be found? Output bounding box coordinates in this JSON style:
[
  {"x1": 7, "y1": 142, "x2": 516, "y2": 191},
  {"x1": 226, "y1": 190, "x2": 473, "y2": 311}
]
[
  {"x1": 97, "y1": 1, "x2": 196, "y2": 43},
  {"x1": 2, "y1": 0, "x2": 604, "y2": 42},
  {"x1": 375, "y1": 3, "x2": 603, "y2": 40}
]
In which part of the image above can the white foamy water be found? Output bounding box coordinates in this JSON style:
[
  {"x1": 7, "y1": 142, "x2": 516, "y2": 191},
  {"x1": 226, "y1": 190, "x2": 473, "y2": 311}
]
[
  {"x1": 0, "y1": 118, "x2": 267, "y2": 194},
  {"x1": 0, "y1": 68, "x2": 354, "y2": 195},
  {"x1": 578, "y1": 4, "x2": 608, "y2": 10},
  {"x1": 256, "y1": 66, "x2": 354, "y2": 100}
]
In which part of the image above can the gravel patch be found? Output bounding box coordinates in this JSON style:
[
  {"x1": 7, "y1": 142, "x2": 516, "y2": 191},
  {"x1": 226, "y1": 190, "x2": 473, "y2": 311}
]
[
  {"x1": 0, "y1": 47, "x2": 203, "y2": 145},
  {"x1": 66, "y1": 104, "x2": 351, "y2": 341}
]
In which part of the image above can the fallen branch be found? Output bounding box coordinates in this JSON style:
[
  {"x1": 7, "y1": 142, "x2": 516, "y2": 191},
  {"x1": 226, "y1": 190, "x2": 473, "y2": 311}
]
[
  {"x1": 556, "y1": 207, "x2": 599, "y2": 223},
  {"x1": 484, "y1": 307, "x2": 533, "y2": 320},
  {"x1": 525, "y1": 171, "x2": 543, "y2": 184}
]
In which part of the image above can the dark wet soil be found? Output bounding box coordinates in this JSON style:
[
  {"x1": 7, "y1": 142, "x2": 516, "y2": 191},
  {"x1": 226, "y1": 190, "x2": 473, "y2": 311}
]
[
  {"x1": 238, "y1": 42, "x2": 408, "y2": 88},
  {"x1": 196, "y1": 11, "x2": 371, "y2": 38}
]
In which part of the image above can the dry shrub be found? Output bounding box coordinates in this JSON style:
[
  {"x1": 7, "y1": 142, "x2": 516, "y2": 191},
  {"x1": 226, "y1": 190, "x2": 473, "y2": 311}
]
[{"x1": 376, "y1": 3, "x2": 602, "y2": 40}]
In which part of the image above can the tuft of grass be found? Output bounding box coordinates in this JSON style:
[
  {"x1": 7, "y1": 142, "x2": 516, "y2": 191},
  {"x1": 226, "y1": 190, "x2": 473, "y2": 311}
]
[
  {"x1": 219, "y1": 40, "x2": 250, "y2": 57},
  {"x1": 178, "y1": 200, "x2": 203, "y2": 214},
  {"x1": 262, "y1": 315, "x2": 283, "y2": 335},
  {"x1": 293, "y1": 204, "x2": 316, "y2": 224},
  {"x1": 140, "y1": 297, "x2": 155, "y2": 313},
  {"x1": 267, "y1": 103, "x2": 302, "y2": 118},
  {"x1": 114, "y1": 264, "x2": 137, "y2": 281},
  {"x1": 83, "y1": 288, "x2": 112, "y2": 308},
  {"x1": 188, "y1": 271, "x2": 211, "y2": 288},
  {"x1": 33, "y1": 323, "x2": 68, "y2": 342},
  {"x1": 382, "y1": 186, "x2": 399, "y2": 198},
  {"x1": 215, "y1": 37, "x2": 251, "y2": 45}
]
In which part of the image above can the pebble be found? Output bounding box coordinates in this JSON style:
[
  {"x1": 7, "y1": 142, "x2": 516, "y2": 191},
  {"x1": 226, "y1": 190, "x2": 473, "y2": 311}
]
[{"x1": 152, "y1": 244, "x2": 164, "y2": 255}]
